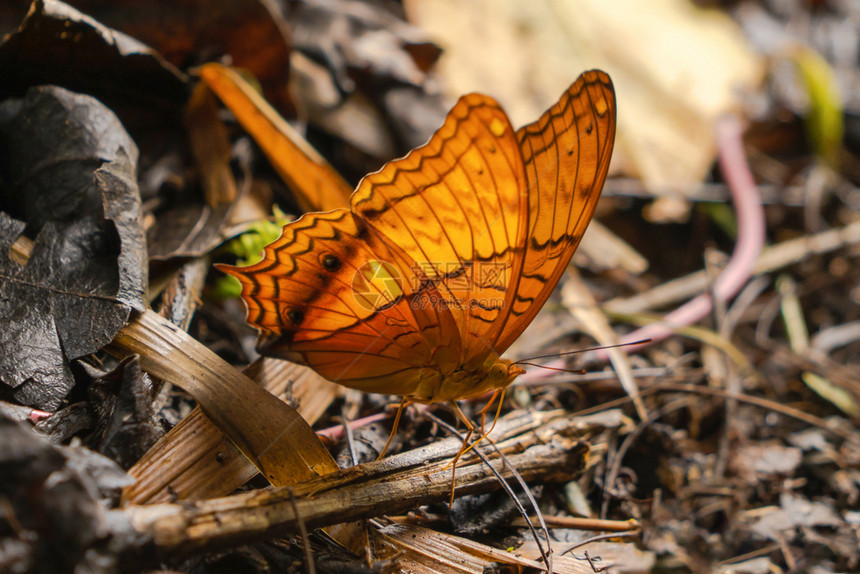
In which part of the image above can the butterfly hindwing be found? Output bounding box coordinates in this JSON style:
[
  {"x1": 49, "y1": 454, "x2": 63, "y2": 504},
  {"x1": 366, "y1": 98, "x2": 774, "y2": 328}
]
[{"x1": 217, "y1": 209, "x2": 458, "y2": 394}]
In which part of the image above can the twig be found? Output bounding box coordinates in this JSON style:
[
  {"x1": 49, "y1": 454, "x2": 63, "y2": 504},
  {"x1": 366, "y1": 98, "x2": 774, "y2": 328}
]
[
  {"x1": 568, "y1": 377, "x2": 855, "y2": 442},
  {"x1": 289, "y1": 488, "x2": 316, "y2": 574},
  {"x1": 652, "y1": 383, "x2": 854, "y2": 440},
  {"x1": 602, "y1": 177, "x2": 806, "y2": 206},
  {"x1": 560, "y1": 530, "x2": 641, "y2": 556},
  {"x1": 601, "y1": 398, "x2": 694, "y2": 517},
  {"x1": 509, "y1": 516, "x2": 639, "y2": 532},
  {"x1": 604, "y1": 218, "x2": 860, "y2": 316}
]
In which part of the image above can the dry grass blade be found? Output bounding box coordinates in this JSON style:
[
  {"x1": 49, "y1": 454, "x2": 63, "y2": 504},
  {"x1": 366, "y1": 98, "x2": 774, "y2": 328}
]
[
  {"x1": 563, "y1": 268, "x2": 648, "y2": 420},
  {"x1": 123, "y1": 358, "x2": 340, "y2": 504},
  {"x1": 198, "y1": 62, "x2": 353, "y2": 212},
  {"x1": 578, "y1": 219, "x2": 648, "y2": 274},
  {"x1": 373, "y1": 522, "x2": 599, "y2": 574},
  {"x1": 767, "y1": 344, "x2": 860, "y2": 415},
  {"x1": 109, "y1": 309, "x2": 339, "y2": 486}
]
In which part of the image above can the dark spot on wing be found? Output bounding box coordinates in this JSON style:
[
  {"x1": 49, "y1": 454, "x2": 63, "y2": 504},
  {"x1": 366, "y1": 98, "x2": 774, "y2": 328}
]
[
  {"x1": 321, "y1": 253, "x2": 341, "y2": 271},
  {"x1": 286, "y1": 308, "x2": 304, "y2": 325}
]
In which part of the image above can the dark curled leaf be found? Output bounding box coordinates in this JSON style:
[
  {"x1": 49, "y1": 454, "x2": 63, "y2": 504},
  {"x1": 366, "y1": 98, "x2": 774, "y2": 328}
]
[
  {"x1": 0, "y1": 0, "x2": 189, "y2": 202},
  {"x1": 146, "y1": 201, "x2": 237, "y2": 260},
  {"x1": 0, "y1": 0, "x2": 187, "y2": 128},
  {"x1": 83, "y1": 356, "x2": 164, "y2": 470},
  {"x1": 56, "y1": 0, "x2": 291, "y2": 111},
  {"x1": 0, "y1": 86, "x2": 146, "y2": 410},
  {"x1": 0, "y1": 413, "x2": 133, "y2": 573},
  {"x1": 287, "y1": 0, "x2": 441, "y2": 93}
]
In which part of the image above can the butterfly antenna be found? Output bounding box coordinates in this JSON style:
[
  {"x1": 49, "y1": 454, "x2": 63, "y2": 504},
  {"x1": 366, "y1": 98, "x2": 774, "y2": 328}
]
[
  {"x1": 421, "y1": 409, "x2": 553, "y2": 573},
  {"x1": 512, "y1": 362, "x2": 588, "y2": 374},
  {"x1": 512, "y1": 338, "x2": 653, "y2": 365},
  {"x1": 377, "y1": 397, "x2": 411, "y2": 460}
]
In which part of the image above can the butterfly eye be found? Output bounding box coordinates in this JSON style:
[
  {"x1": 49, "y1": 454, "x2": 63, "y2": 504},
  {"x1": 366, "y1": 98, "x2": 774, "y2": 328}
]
[{"x1": 320, "y1": 253, "x2": 341, "y2": 272}]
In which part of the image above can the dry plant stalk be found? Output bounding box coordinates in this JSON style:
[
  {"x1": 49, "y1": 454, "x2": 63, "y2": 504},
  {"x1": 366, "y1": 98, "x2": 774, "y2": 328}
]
[
  {"x1": 372, "y1": 522, "x2": 605, "y2": 574},
  {"x1": 116, "y1": 409, "x2": 623, "y2": 563},
  {"x1": 605, "y1": 219, "x2": 860, "y2": 315}
]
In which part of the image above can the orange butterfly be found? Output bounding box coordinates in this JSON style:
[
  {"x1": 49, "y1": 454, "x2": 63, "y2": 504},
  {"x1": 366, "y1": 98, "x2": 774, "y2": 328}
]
[{"x1": 219, "y1": 70, "x2": 615, "y2": 453}]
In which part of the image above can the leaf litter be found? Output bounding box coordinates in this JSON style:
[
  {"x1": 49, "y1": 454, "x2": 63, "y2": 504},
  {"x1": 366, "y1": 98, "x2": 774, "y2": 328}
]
[{"x1": 0, "y1": 0, "x2": 859, "y2": 572}]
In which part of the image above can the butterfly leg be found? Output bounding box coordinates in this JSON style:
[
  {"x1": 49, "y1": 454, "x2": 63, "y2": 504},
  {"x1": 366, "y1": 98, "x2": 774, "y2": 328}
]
[
  {"x1": 443, "y1": 400, "x2": 476, "y2": 505},
  {"x1": 377, "y1": 396, "x2": 411, "y2": 460},
  {"x1": 478, "y1": 388, "x2": 507, "y2": 439},
  {"x1": 450, "y1": 387, "x2": 507, "y2": 464}
]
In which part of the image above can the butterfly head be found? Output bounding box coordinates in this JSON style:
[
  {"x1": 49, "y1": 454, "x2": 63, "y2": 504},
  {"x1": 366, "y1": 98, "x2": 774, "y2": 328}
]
[{"x1": 490, "y1": 358, "x2": 526, "y2": 390}]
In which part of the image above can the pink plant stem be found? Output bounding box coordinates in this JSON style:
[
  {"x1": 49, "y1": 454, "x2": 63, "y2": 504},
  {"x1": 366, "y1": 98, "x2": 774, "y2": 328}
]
[
  {"x1": 598, "y1": 116, "x2": 766, "y2": 358},
  {"x1": 29, "y1": 409, "x2": 52, "y2": 422},
  {"x1": 316, "y1": 403, "x2": 439, "y2": 441},
  {"x1": 315, "y1": 412, "x2": 392, "y2": 442}
]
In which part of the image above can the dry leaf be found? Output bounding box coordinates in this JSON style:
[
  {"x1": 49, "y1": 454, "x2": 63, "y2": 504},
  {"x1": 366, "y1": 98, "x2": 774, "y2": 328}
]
[{"x1": 405, "y1": 0, "x2": 764, "y2": 192}]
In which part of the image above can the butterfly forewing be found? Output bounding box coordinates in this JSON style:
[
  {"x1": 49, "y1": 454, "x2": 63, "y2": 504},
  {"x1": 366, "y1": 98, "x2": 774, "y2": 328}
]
[
  {"x1": 493, "y1": 70, "x2": 616, "y2": 352},
  {"x1": 351, "y1": 94, "x2": 529, "y2": 369}
]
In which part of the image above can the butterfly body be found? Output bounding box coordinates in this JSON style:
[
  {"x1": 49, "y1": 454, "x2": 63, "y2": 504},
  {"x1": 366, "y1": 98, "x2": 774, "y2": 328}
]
[
  {"x1": 409, "y1": 354, "x2": 524, "y2": 404},
  {"x1": 220, "y1": 70, "x2": 616, "y2": 408}
]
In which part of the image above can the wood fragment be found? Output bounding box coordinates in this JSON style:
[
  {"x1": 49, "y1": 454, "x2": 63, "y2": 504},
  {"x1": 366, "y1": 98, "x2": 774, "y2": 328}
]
[{"x1": 116, "y1": 409, "x2": 622, "y2": 562}]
